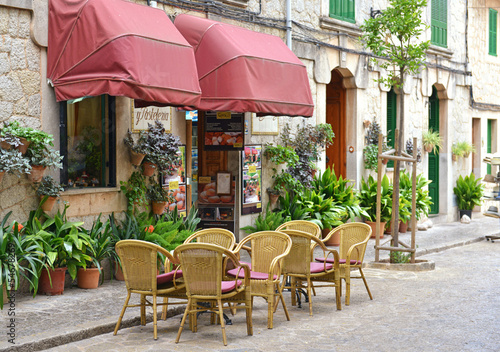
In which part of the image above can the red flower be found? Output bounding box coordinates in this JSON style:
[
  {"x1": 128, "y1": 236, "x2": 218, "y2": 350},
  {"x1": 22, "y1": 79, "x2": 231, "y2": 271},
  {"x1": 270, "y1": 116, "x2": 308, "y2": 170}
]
[
  {"x1": 145, "y1": 225, "x2": 154, "y2": 233},
  {"x1": 12, "y1": 223, "x2": 24, "y2": 232}
]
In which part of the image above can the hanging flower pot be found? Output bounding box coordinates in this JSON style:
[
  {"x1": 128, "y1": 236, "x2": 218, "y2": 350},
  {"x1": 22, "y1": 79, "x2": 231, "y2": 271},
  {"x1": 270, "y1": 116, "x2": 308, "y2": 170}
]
[
  {"x1": 0, "y1": 140, "x2": 11, "y2": 150},
  {"x1": 28, "y1": 165, "x2": 47, "y2": 182},
  {"x1": 452, "y1": 154, "x2": 458, "y2": 162},
  {"x1": 77, "y1": 267, "x2": 101, "y2": 289},
  {"x1": 151, "y1": 201, "x2": 167, "y2": 215},
  {"x1": 424, "y1": 144, "x2": 434, "y2": 153},
  {"x1": 142, "y1": 162, "x2": 156, "y2": 176},
  {"x1": 40, "y1": 196, "x2": 57, "y2": 212},
  {"x1": 15, "y1": 137, "x2": 30, "y2": 155},
  {"x1": 269, "y1": 192, "x2": 280, "y2": 205},
  {"x1": 0, "y1": 171, "x2": 4, "y2": 183},
  {"x1": 129, "y1": 150, "x2": 146, "y2": 166},
  {"x1": 39, "y1": 267, "x2": 67, "y2": 295}
]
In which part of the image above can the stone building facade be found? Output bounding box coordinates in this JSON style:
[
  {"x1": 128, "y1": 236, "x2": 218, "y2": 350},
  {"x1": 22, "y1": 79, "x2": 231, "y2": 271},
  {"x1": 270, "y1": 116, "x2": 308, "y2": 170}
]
[{"x1": 0, "y1": 0, "x2": 498, "y2": 234}]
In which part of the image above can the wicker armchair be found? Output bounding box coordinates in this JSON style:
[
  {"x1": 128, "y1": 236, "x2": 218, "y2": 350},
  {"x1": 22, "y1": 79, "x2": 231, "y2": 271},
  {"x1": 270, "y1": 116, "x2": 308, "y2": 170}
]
[
  {"x1": 276, "y1": 220, "x2": 321, "y2": 238},
  {"x1": 280, "y1": 229, "x2": 341, "y2": 315},
  {"x1": 113, "y1": 240, "x2": 186, "y2": 340},
  {"x1": 173, "y1": 243, "x2": 252, "y2": 346},
  {"x1": 227, "y1": 231, "x2": 292, "y2": 329},
  {"x1": 316, "y1": 222, "x2": 373, "y2": 305}
]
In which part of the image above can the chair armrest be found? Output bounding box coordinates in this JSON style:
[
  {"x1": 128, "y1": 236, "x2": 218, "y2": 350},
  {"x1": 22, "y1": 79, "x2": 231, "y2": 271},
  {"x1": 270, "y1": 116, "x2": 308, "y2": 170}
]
[
  {"x1": 324, "y1": 249, "x2": 340, "y2": 271},
  {"x1": 345, "y1": 241, "x2": 368, "y2": 264}
]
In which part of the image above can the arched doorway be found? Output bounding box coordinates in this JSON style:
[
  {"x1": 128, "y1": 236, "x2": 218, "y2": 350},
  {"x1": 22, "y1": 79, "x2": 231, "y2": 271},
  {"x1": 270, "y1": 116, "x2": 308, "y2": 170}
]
[
  {"x1": 428, "y1": 86, "x2": 440, "y2": 214},
  {"x1": 326, "y1": 70, "x2": 346, "y2": 178}
]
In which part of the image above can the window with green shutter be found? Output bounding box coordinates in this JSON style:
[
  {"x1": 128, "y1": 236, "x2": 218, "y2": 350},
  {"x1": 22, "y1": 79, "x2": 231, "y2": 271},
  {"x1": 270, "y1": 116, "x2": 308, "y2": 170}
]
[
  {"x1": 431, "y1": 0, "x2": 447, "y2": 48},
  {"x1": 329, "y1": 0, "x2": 355, "y2": 23},
  {"x1": 489, "y1": 9, "x2": 497, "y2": 56},
  {"x1": 387, "y1": 88, "x2": 397, "y2": 168}
]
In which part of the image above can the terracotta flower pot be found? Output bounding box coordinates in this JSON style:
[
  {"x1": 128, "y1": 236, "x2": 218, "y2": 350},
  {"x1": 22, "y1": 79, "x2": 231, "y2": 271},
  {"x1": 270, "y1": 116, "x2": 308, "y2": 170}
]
[
  {"x1": 77, "y1": 267, "x2": 101, "y2": 289},
  {"x1": 16, "y1": 137, "x2": 30, "y2": 155},
  {"x1": 142, "y1": 162, "x2": 156, "y2": 176},
  {"x1": 269, "y1": 193, "x2": 280, "y2": 205},
  {"x1": 40, "y1": 196, "x2": 57, "y2": 212},
  {"x1": 151, "y1": 201, "x2": 166, "y2": 215},
  {"x1": 0, "y1": 141, "x2": 11, "y2": 150},
  {"x1": 424, "y1": 144, "x2": 433, "y2": 153},
  {"x1": 322, "y1": 227, "x2": 340, "y2": 246},
  {"x1": 28, "y1": 165, "x2": 46, "y2": 182},
  {"x1": 114, "y1": 260, "x2": 125, "y2": 281},
  {"x1": 399, "y1": 220, "x2": 408, "y2": 233},
  {"x1": 39, "y1": 267, "x2": 67, "y2": 295},
  {"x1": 452, "y1": 154, "x2": 458, "y2": 162},
  {"x1": 365, "y1": 220, "x2": 386, "y2": 239},
  {"x1": 130, "y1": 150, "x2": 146, "y2": 166},
  {"x1": 0, "y1": 171, "x2": 5, "y2": 183}
]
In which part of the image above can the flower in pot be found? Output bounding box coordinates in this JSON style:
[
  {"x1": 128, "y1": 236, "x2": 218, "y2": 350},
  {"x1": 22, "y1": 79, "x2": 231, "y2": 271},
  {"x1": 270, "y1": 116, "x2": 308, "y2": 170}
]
[
  {"x1": 453, "y1": 172, "x2": 484, "y2": 219},
  {"x1": 422, "y1": 129, "x2": 443, "y2": 154},
  {"x1": 35, "y1": 176, "x2": 64, "y2": 212},
  {"x1": 146, "y1": 181, "x2": 174, "y2": 215},
  {"x1": 358, "y1": 174, "x2": 393, "y2": 238},
  {"x1": 0, "y1": 148, "x2": 31, "y2": 182},
  {"x1": 124, "y1": 129, "x2": 149, "y2": 166},
  {"x1": 25, "y1": 133, "x2": 63, "y2": 182}
]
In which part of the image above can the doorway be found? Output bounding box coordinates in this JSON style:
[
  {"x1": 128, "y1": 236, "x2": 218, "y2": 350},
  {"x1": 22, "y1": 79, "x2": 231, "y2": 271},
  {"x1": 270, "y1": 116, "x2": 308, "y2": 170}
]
[
  {"x1": 428, "y1": 87, "x2": 440, "y2": 214},
  {"x1": 326, "y1": 70, "x2": 346, "y2": 178}
]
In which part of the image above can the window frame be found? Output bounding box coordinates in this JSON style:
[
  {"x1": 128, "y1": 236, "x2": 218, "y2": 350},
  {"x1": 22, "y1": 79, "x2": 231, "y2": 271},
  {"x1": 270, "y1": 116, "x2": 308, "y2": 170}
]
[
  {"x1": 489, "y1": 8, "x2": 498, "y2": 56},
  {"x1": 329, "y1": 0, "x2": 355, "y2": 24},
  {"x1": 431, "y1": 0, "x2": 447, "y2": 48}
]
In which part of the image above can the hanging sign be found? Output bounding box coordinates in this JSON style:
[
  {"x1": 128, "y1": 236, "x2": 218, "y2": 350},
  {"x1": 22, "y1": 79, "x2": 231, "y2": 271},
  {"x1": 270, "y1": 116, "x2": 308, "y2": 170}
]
[{"x1": 131, "y1": 104, "x2": 172, "y2": 132}]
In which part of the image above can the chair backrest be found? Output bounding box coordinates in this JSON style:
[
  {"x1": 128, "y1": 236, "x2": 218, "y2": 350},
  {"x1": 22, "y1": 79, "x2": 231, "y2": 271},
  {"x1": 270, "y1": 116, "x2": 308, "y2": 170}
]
[
  {"x1": 276, "y1": 220, "x2": 321, "y2": 238},
  {"x1": 235, "y1": 231, "x2": 292, "y2": 275},
  {"x1": 174, "y1": 243, "x2": 237, "y2": 296},
  {"x1": 115, "y1": 239, "x2": 175, "y2": 292},
  {"x1": 183, "y1": 228, "x2": 236, "y2": 250},
  {"x1": 335, "y1": 223, "x2": 372, "y2": 262},
  {"x1": 280, "y1": 229, "x2": 325, "y2": 275}
]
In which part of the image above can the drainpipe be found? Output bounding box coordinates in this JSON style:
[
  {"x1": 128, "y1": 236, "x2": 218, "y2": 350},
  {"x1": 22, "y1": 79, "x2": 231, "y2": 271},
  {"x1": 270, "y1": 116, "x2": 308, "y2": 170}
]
[{"x1": 286, "y1": 0, "x2": 292, "y2": 49}]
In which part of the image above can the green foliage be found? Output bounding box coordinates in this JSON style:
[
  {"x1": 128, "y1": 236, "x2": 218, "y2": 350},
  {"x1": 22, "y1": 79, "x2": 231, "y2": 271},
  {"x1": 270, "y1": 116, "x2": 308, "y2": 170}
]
[
  {"x1": 142, "y1": 121, "x2": 181, "y2": 172},
  {"x1": 124, "y1": 129, "x2": 149, "y2": 154},
  {"x1": 120, "y1": 171, "x2": 148, "y2": 213},
  {"x1": 241, "y1": 207, "x2": 286, "y2": 234},
  {"x1": 275, "y1": 191, "x2": 310, "y2": 221},
  {"x1": 26, "y1": 142, "x2": 63, "y2": 169},
  {"x1": 390, "y1": 251, "x2": 411, "y2": 264},
  {"x1": 146, "y1": 180, "x2": 174, "y2": 203},
  {"x1": 453, "y1": 173, "x2": 484, "y2": 211},
  {"x1": 1, "y1": 121, "x2": 52, "y2": 144},
  {"x1": 163, "y1": 206, "x2": 201, "y2": 233},
  {"x1": 363, "y1": 121, "x2": 389, "y2": 171},
  {"x1": 360, "y1": 0, "x2": 430, "y2": 90},
  {"x1": 0, "y1": 148, "x2": 31, "y2": 175},
  {"x1": 74, "y1": 126, "x2": 102, "y2": 178},
  {"x1": 84, "y1": 215, "x2": 115, "y2": 279},
  {"x1": 298, "y1": 190, "x2": 345, "y2": 230},
  {"x1": 358, "y1": 175, "x2": 393, "y2": 222},
  {"x1": 453, "y1": 141, "x2": 475, "y2": 158},
  {"x1": 35, "y1": 176, "x2": 64, "y2": 197},
  {"x1": 422, "y1": 129, "x2": 443, "y2": 153},
  {"x1": 363, "y1": 144, "x2": 380, "y2": 171},
  {"x1": 399, "y1": 170, "x2": 433, "y2": 220}
]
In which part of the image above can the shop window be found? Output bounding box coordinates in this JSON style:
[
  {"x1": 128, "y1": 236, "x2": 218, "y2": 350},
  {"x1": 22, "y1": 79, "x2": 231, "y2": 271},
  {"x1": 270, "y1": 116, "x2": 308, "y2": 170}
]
[
  {"x1": 60, "y1": 95, "x2": 116, "y2": 188},
  {"x1": 329, "y1": 0, "x2": 355, "y2": 23},
  {"x1": 431, "y1": 0, "x2": 447, "y2": 48},
  {"x1": 489, "y1": 8, "x2": 497, "y2": 56}
]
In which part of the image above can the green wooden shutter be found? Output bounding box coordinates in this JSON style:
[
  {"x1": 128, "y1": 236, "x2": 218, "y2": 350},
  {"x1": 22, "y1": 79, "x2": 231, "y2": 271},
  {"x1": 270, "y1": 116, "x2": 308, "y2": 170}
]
[
  {"x1": 489, "y1": 9, "x2": 497, "y2": 56},
  {"x1": 387, "y1": 88, "x2": 397, "y2": 168},
  {"x1": 428, "y1": 87, "x2": 440, "y2": 214},
  {"x1": 488, "y1": 119, "x2": 492, "y2": 175},
  {"x1": 431, "y1": 0, "x2": 447, "y2": 47},
  {"x1": 330, "y1": 0, "x2": 355, "y2": 23}
]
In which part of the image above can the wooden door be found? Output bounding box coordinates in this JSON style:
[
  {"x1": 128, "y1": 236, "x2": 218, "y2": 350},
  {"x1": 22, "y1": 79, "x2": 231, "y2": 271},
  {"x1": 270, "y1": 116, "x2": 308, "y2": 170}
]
[
  {"x1": 326, "y1": 70, "x2": 346, "y2": 178},
  {"x1": 387, "y1": 88, "x2": 397, "y2": 168},
  {"x1": 428, "y1": 87, "x2": 439, "y2": 214}
]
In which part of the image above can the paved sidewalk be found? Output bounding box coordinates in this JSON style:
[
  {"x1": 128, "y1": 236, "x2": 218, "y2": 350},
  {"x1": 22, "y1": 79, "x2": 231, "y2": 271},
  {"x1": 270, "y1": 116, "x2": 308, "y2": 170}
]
[{"x1": 1, "y1": 215, "x2": 499, "y2": 352}]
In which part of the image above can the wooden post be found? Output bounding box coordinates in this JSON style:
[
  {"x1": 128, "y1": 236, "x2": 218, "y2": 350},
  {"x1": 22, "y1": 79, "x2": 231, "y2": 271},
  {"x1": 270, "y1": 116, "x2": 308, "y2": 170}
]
[
  {"x1": 375, "y1": 134, "x2": 383, "y2": 262},
  {"x1": 410, "y1": 137, "x2": 417, "y2": 263},
  {"x1": 391, "y1": 129, "x2": 400, "y2": 248}
]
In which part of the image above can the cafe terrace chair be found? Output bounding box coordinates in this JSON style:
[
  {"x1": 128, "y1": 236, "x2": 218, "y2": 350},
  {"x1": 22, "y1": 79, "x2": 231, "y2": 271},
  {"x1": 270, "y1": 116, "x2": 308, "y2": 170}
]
[
  {"x1": 173, "y1": 243, "x2": 252, "y2": 346},
  {"x1": 280, "y1": 229, "x2": 341, "y2": 315},
  {"x1": 227, "y1": 231, "x2": 292, "y2": 329},
  {"x1": 276, "y1": 220, "x2": 322, "y2": 239},
  {"x1": 316, "y1": 222, "x2": 373, "y2": 305},
  {"x1": 114, "y1": 240, "x2": 186, "y2": 340},
  {"x1": 161, "y1": 228, "x2": 236, "y2": 320}
]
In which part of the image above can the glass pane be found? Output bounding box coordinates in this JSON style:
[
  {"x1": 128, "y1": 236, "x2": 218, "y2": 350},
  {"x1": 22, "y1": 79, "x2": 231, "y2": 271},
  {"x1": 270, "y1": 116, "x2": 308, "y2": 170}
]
[{"x1": 66, "y1": 96, "x2": 108, "y2": 188}]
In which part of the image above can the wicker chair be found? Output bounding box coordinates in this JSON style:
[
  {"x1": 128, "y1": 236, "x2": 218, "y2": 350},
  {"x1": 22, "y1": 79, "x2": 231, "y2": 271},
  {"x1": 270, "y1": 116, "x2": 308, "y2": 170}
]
[
  {"x1": 316, "y1": 222, "x2": 373, "y2": 305},
  {"x1": 113, "y1": 240, "x2": 186, "y2": 340},
  {"x1": 173, "y1": 243, "x2": 252, "y2": 346},
  {"x1": 276, "y1": 220, "x2": 321, "y2": 238},
  {"x1": 227, "y1": 231, "x2": 292, "y2": 329},
  {"x1": 280, "y1": 229, "x2": 341, "y2": 315}
]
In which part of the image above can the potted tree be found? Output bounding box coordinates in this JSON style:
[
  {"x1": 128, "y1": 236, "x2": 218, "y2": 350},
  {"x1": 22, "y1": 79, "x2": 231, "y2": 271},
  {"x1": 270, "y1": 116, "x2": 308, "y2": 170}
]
[
  {"x1": 358, "y1": 174, "x2": 393, "y2": 239},
  {"x1": 124, "y1": 130, "x2": 149, "y2": 166},
  {"x1": 453, "y1": 172, "x2": 484, "y2": 219},
  {"x1": 0, "y1": 148, "x2": 31, "y2": 183},
  {"x1": 422, "y1": 129, "x2": 443, "y2": 153},
  {"x1": 35, "y1": 176, "x2": 64, "y2": 212},
  {"x1": 146, "y1": 181, "x2": 174, "y2": 215}
]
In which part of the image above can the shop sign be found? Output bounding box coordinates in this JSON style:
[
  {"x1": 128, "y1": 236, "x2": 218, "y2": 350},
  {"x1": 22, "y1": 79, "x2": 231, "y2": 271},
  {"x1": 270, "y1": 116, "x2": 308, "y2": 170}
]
[
  {"x1": 131, "y1": 104, "x2": 173, "y2": 132},
  {"x1": 204, "y1": 111, "x2": 244, "y2": 150}
]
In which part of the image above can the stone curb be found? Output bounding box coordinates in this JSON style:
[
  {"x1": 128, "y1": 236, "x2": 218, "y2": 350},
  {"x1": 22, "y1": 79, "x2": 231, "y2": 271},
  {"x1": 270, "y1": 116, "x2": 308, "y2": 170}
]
[{"x1": 1, "y1": 306, "x2": 185, "y2": 352}]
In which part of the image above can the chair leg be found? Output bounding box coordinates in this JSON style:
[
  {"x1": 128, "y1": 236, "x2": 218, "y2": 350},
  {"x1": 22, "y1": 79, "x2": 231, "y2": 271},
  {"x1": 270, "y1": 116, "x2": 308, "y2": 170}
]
[
  {"x1": 218, "y1": 299, "x2": 228, "y2": 346},
  {"x1": 175, "y1": 298, "x2": 191, "y2": 344},
  {"x1": 277, "y1": 283, "x2": 290, "y2": 322},
  {"x1": 335, "y1": 271, "x2": 342, "y2": 311},
  {"x1": 306, "y1": 278, "x2": 313, "y2": 316},
  {"x1": 153, "y1": 295, "x2": 158, "y2": 340},
  {"x1": 245, "y1": 292, "x2": 253, "y2": 336},
  {"x1": 114, "y1": 292, "x2": 131, "y2": 335},
  {"x1": 267, "y1": 296, "x2": 274, "y2": 329},
  {"x1": 161, "y1": 297, "x2": 168, "y2": 320},
  {"x1": 191, "y1": 299, "x2": 198, "y2": 333},
  {"x1": 290, "y1": 277, "x2": 297, "y2": 306},
  {"x1": 345, "y1": 272, "x2": 351, "y2": 306},
  {"x1": 140, "y1": 294, "x2": 146, "y2": 325},
  {"x1": 311, "y1": 280, "x2": 317, "y2": 296},
  {"x1": 359, "y1": 268, "x2": 373, "y2": 300}
]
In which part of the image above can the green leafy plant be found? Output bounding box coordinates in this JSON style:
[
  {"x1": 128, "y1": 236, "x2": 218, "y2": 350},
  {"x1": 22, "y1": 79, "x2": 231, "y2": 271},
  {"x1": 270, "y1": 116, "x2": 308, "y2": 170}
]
[
  {"x1": 298, "y1": 189, "x2": 345, "y2": 230},
  {"x1": 275, "y1": 191, "x2": 310, "y2": 221},
  {"x1": 1, "y1": 121, "x2": 51, "y2": 144},
  {"x1": 35, "y1": 176, "x2": 64, "y2": 197},
  {"x1": 25, "y1": 130, "x2": 63, "y2": 170},
  {"x1": 146, "y1": 181, "x2": 174, "y2": 203},
  {"x1": 84, "y1": 215, "x2": 115, "y2": 281},
  {"x1": 455, "y1": 141, "x2": 475, "y2": 158},
  {"x1": 453, "y1": 173, "x2": 484, "y2": 211},
  {"x1": 363, "y1": 120, "x2": 389, "y2": 171},
  {"x1": 358, "y1": 174, "x2": 393, "y2": 223},
  {"x1": 241, "y1": 207, "x2": 286, "y2": 234},
  {"x1": 422, "y1": 129, "x2": 443, "y2": 153},
  {"x1": 0, "y1": 148, "x2": 31, "y2": 175},
  {"x1": 120, "y1": 171, "x2": 148, "y2": 213},
  {"x1": 142, "y1": 121, "x2": 181, "y2": 172},
  {"x1": 399, "y1": 170, "x2": 433, "y2": 221},
  {"x1": 124, "y1": 129, "x2": 149, "y2": 154},
  {"x1": 363, "y1": 144, "x2": 380, "y2": 171},
  {"x1": 451, "y1": 143, "x2": 464, "y2": 159},
  {"x1": 390, "y1": 251, "x2": 411, "y2": 264},
  {"x1": 163, "y1": 206, "x2": 201, "y2": 233}
]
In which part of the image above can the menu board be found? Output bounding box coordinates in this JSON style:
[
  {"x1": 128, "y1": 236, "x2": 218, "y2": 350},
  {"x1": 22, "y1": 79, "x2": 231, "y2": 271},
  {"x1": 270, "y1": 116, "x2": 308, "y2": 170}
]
[
  {"x1": 161, "y1": 145, "x2": 186, "y2": 217},
  {"x1": 241, "y1": 145, "x2": 262, "y2": 215},
  {"x1": 204, "y1": 111, "x2": 244, "y2": 150}
]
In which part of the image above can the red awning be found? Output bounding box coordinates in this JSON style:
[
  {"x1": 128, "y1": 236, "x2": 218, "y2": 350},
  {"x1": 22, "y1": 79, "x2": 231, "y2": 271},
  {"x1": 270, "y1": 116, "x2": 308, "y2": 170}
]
[
  {"x1": 47, "y1": 0, "x2": 201, "y2": 107},
  {"x1": 174, "y1": 14, "x2": 314, "y2": 117}
]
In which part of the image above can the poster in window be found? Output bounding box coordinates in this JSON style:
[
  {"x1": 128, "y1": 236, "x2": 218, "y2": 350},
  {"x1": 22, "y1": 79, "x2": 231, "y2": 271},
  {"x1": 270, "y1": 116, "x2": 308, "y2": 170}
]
[
  {"x1": 204, "y1": 111, "x2": 244, "y2": 150},
  {"x1": 161, "y1": 145, "x2": 186, "y2": 216},
  {"x1": 251, "y1": 114, "x2": 279, "y2": 135},
  {"x1": 131, "y1": 104, "x2": 172, "y2": 133},
  {"x1": 242, "y1": 145, "x2": 262, "y2": 215},
  {"x1": 198, "y1": 176, "x2": 235, "y2": 205}
]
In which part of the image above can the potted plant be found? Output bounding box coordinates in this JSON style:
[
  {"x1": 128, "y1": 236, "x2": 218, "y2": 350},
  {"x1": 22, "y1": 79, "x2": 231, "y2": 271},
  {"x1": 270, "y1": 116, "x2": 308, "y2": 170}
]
[
  {"x1": 0, "y1": 148, "x2": 31, "y2": 182},
  {"x1": 0, "y1": 121, "x2": 33, "y2": 154},
  {"x1": 25, "y1": 132, "x2": 63, "y2": 182},
  {"x1": 120, "y1": 171, "x2": 148, "y2": 214},
  {"x1": 422, "y1": 129, "x2": 443, "y2": 153},
  {"x1": 358, "y1": 174, "x2": 393, "y2": 239},
  {"x1": 399, "y1": 170, "x2": 433, "y2": 230},
  {"x1": 266, "y1": 187, "x2": 281, "y2": 205},
  {"x1": 453, "y1": 172, "x2": 484, "y2": 219},
  {"x1": 298, "y1": 189, "x2": 345, "y2": 235},
  {"x1": 35, "y1": 176, "x2": 64, "y2": 212},
  {"x1": 451, "y1": 143, "x2": 464, "y2": 161},
  {"x1": 363, "y1": 120, "x2": 389, "y2": 171},
  {"x1": 146, "y1": 181, "x2": 174, "y2": 215},
  {"x1": 457, "y1": 141, "x2": 475, "y2": 158},
  {"x1": 124, "y1": 130, "x2": 149, "y2": 166},
  {"x1": 405, "y1": 138, "x2": 422, "y2": 163},
  {"x1": 141, "y1": 121, "x2": 182, "y2": 175}
]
